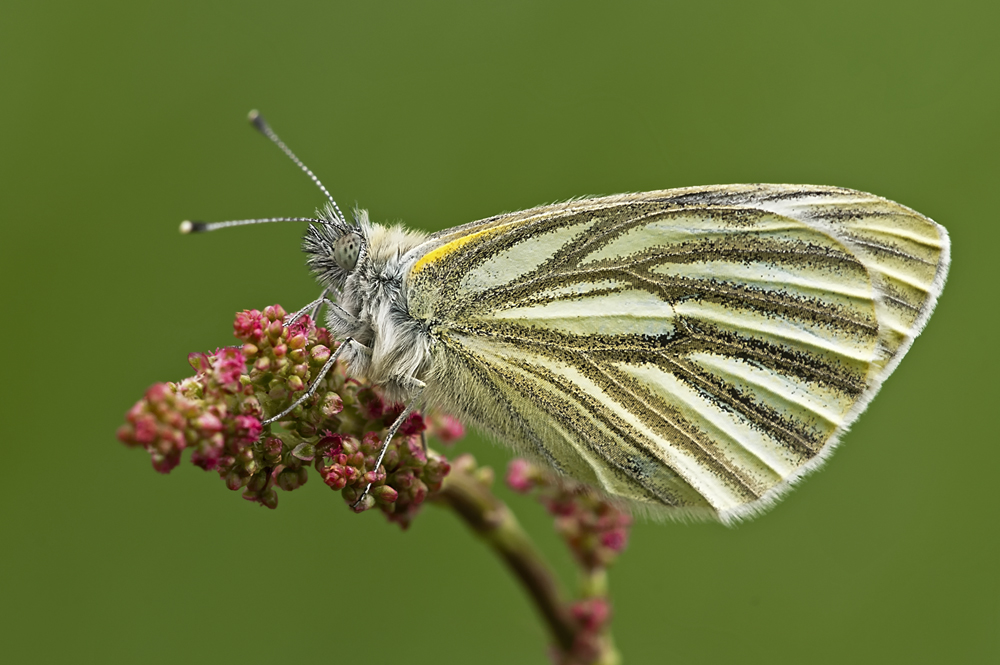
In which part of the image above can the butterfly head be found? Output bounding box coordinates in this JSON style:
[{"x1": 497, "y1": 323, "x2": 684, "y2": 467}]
[{"x1": 303, "y1": 203, "x2": 370, "y2": 292}]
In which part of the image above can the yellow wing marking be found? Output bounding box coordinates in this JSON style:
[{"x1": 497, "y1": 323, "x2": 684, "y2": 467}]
[{"x1": 411, "y1": 220, "x2": 519, "y2": 275}]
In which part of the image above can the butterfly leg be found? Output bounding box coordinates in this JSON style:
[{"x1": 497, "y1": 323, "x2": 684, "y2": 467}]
[
  {"x1": 261, "y1": 338, "x2": 350, "y2": 426},
  {"x1": 308, "y1": 287, "x2": 330, "y2": 320},
  {"x1": 352, "y1": 380, "x2": 426, "y2": 508},
  {"x1": 284, "y1": 290, "x2": 334, "y2": 325},
  {"x1": 285, "y1": 291, "x2": 363, "y2": 333}
]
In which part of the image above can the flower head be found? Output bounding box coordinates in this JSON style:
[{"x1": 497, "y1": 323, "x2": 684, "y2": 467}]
[{"x1": 120, "y1": 305, "x2": 462, "y2": 525}]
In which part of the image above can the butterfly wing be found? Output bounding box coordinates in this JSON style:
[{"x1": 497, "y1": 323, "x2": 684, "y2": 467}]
[{"x1": 406, "y1": 185, "x2": 950, "y2": 522}]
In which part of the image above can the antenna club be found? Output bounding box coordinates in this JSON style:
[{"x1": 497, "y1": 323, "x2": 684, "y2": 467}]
[
  {"x1": 179, "y1": 220, "x2": 206, "y2": 234},
  {"x1": 248, "y1": 109, "x2": 268, "y2": 134}
]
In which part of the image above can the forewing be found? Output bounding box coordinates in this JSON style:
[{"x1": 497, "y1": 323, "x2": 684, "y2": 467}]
[{"x1": 407, "y1": 185, "x2": 949, "y2": 522}]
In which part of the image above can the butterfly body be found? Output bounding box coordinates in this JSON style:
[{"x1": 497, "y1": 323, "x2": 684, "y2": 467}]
[
  {"x1": 305, "y1": 217, "x2": 432, "y2": 401},
  {"x1": 301, "y1": 184, "x2": 949, "y2": 524}
]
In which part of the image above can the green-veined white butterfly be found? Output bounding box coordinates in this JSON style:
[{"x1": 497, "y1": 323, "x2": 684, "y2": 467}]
[{"x1": 184, "y1": 112, "x2": 950, "y2": 524}]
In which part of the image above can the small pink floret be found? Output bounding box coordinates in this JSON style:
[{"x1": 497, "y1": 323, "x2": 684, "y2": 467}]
[
  {"x1": 436, "y1": 415, "x2": 465, "y2": 443},
  {"x1": 196, "y1": 412, "x2": 224, "y2": 433},
  {"x1": 600, "y1": 529, "x2": 628, "y2": 553},
  {"x1": 506, "y1": 459, "x2": 534, "y2": 493}
]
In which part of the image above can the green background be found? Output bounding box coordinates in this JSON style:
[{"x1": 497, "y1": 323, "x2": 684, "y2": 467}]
[{"x1": 1, "y1": 1, "x2": 996, "y2": 663}]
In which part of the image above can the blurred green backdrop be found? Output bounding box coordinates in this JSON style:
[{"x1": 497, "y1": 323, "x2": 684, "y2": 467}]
[{"x1": 1, "y1": 1, "x2": 996, "y2": 663}]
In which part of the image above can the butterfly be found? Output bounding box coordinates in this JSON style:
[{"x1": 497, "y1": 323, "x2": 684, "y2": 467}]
[{"x1": 184, "y1": 111, "x2": 950, "y2": 524}]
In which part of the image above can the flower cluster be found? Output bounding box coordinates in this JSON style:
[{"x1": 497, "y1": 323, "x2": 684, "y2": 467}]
[
  {"x1": 506, "y1": 458, "x2": 632, "y2": 572},
  {"x1": 117, "y1": 346, "x2": 262, "y2": 475},
  {"x1": 315, "y1": 427, "x2": 452, "y2": 528},
  {"x1": 119, "y1": 305, "x2": 463, "y2": 523}
]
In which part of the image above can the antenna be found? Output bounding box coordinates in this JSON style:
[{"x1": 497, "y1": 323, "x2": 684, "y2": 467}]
[
  {"x1": 179, "y1": 217, "x2": 323, "y2": 234},
  {"x1": 248, "y1": 110, "x2": 346, "y2": 224}
]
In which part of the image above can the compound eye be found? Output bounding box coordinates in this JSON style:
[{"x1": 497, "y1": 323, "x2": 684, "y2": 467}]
[{"x1": 333, "y1": 232, "x2": 362, "y2": 272}]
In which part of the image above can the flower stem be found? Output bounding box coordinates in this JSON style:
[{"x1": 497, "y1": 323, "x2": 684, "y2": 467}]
[
  {"x1": 433, "y1": 466, "x2": 579, "y2": 653},
  {"x1": 434, "y1": 463, "x2": 622, "y2": 664}
]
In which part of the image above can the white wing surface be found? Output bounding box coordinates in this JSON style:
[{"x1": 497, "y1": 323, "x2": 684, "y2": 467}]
[{"x1": 406, "y1": 185, "x2": 949, "y2": 522}]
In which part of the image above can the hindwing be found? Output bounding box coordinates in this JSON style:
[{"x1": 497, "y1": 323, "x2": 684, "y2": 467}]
[{"x1": 406, "y1": 184, "x2": 949, "y2": 522}]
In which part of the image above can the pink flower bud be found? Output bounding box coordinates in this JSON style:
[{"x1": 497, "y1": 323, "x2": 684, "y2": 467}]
[
  {"x1": 404, "y1": 437, "x2": 427, "y2": 466},
  {"x1": 316, "y1": 431, "x2": 344, "y2": 455},
  {"x1": 381, "y1": 448, "x2": 399, "y2": 470},
  {"x1": 247, "y1": 472, "x2": 268, "y2": 492},
  {"x1": 391, "y1": 469, "x2": 415, "y2": 491},
  {"x1": 340, "y1": 436, "x2": 358, "y2": 455},
  {"x1": 196, "y1": 412, "x2": 224, "y2": 433},
  {"x1": 130, "y1": 414, "x2": 159, "y2": 445},
  {"x1": 225, "y1": 470, "x2": 246, "y2": 491},
  {"x1": 276, "y1": 468, "x2": 307, "y2": 491},
  {"x1": 311, "y1": 345, "x2": 331, "y2": 363},
  {"x1": 400, "y1": 412, "x2": 425, "y2": 437},
  {"x1": 321, "y1": 392, "x2": 343, "y2": 417},
  {"x1": 409, "y1": 479, "x2": 428, "y2": 506},
  {"x1": 246, "y1": 487, "x2": 279, "y2": 509},
  {"x1": 263, "y1": 437, "x2": 283, "y2": 462},
  {"x1": 350, "y1": 493, "x2": 376, "y2": 513},
  {"x1": 212, "y1": 347, "x2": 246, "y2": 388},
  {"x1": 234, "y1": 415, "x2": 262, "y2": 442},
  {"x1": 433, "y1": 415, "x2": 465, "y2": 444},
  {"x1": 322, "y1": 466, "x2": 348, "y2": 490},
  {"x1": 234, "y1": 310, "x2": 264, "y2": 341},
  {"x1": 115, "y1": 424, "x2": 134, "y2": 445},
  {"x1": 424, "y1": 458, "x2": 451, "y2": 487},
  {"x1": 360, "y1": 431, "x2": 381, "y2": 455},
  {"x1": 600, "y1": 529, "x2": 628, "y2": 553},
  {"x1": 191, "y1": 449, "x2": 221, "y2": 471},
  {"x1": 570, "y1": 597, "x2": 611, "y2": 632},
  {"x1": 261, "y1": 489, "x2": 279, "y2": 509},
  {"x1": 151, "y1": 451, "x2": 181, "y2": 474},
  {"x1": 371, "y1": 485, "x2": 399, "y2": 505},
  {"x1": 364, "y1": 467, "x2": 387, "y2": 485},
  {"x1": 506, "y1": 459, "x2": 534, "y2": 493}
]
